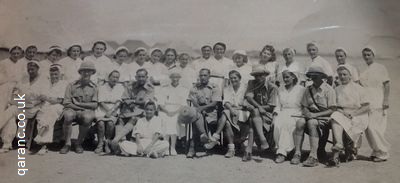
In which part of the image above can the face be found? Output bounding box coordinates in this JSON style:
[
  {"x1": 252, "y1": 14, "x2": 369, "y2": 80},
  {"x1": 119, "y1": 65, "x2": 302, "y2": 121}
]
[
  {"x1": 283, "y1": 50, "x2": 294, "y2": 63},
  {"x1": 69, "y1": 46, "x2": 81, "y2": 60},
  {"x1": 214, "y1": 45, "x2": 225, "y2": 59},
  {"x1": 25, "y1": 47, "x2": 37, "y2": 60},
  {"x1": 362, "y1": 50, "x2": 374, "y2": 65},
  {"x1": 233, "y1": 55, "x2": 245, "y2": 67},
  {"x1": 254, "y1": 74, "x2": 266, "y2": 83},
  {"x1": 116, "y1": 50, "x2": 129, "y2": 63},
  {"x1": 170, "y1": 75, "x2": 181, "y2": 85},
  {"x1": 79, "y1": 69, "x2": 94, "y2": 82},
  {"x1": 135, "y1": 70, "x2": 148, "y2": 85},
  {"x1": 229, "y1": 73, "x2": 241, "y2": 86},
  {"x1": 282, "y1": 71, "x2": 294, "y2": 86},
  {"x1": 151, "y1": 51, "x2": 162, "y2": 63},
  {"x1": 335, "y1": 51, "x2": 346, "y2": 65},
  {"x1": 165, "y1": 51, "x2": 176, "y2": 64},
  {"x1": 50, "y1": 70, "x2": 60, "y2": 83},
  {"x1": 137, "y1": 50, "x2": 147, "y2": 63},
  {"x1": 145, "y1": 104, "x2": 156, "y2": 118},
  {"x1": 179, "y1": 55, "x2": 189, "y2": 68},
  {"x1": 10, "y1": 48, "x2": 23, "y2": 61},
  {"x1": 307, "y1": 45, "x2": 318, "y2": 58},
  {"x1": 108, "y1": 72, "x2": 120, "y2": 86},
  {"x1": 48, "y1": 51, "x2": 61, "y2": 62},
  {"x1": 201, "y1": 47, "x2": 212, "y2": 59},
  {"x1": 309, "y1": 75, "x2": 323, "y2": 86},
  {"x1": 27, "y1": 64, "x2": 39, "y2": 78},
  {"x1": 93, "y1": 44, "x2": 106, "y2": 57},
  {"x1": 260, "y1": 49, "x2": 272, "y2": 62},
  {"x1": 337, "y1": 69, "x2": 351, "y2": 85},
  {"x1": 199, "y1": 70, "x2": 210, "y2": 84}
]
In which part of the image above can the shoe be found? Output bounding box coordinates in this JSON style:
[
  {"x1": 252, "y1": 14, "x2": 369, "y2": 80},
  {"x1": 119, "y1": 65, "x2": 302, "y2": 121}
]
[
  {"x1": 200, "y1": 134, "x2": 209, "y2": 143},
  {"x1": 204, "y1": 141, "x2": 220, "y2": 150},
  {"x1": 148, "y1": 151, "x2": 159, "y2": 159},
  {"x1": 317, "y1": 149, "x2": 328, "y2": 162},
  {"x1": 303, "y1": 156, "x2": 319, "y2": 167},
  {"x1": 60, "y1": 145, "x2": 71, "y2": 154},
  {"x1": 290, "y1": 154, "x2": 301, "y2": 165},
  {"x1": 372, "y1": 157, "x2": 387, "y2": 162},
  {"x1": 242, "y1": 152, "x2": 252, "y2": 162},
  {"x1": 186, "y1": 150, "x2": 196, "y2": 158},
  {"x1": 224, "y1": 149, "x2": 235, "y2": 158},
  {"x1": 94, "y1": 143, "x2": 104, "y2": 154},
  {"x1": 275, "y1": 154, "x2": 286, "y2": 164},
  {"x1": 75, "y1": 144, "x2": 84, "y2": 154},
  {"x1": 170, "y1": 149, "x2": 177, "y2": 156},
  {"x1": 104, "y1": 141, "x2": 111, "y2": 154},
  {"x1": 37, "y1": 146, "x2": 48, "y2": 156},
  {"x1": 327, "y1": 157, "x2": 340, "y2": 167}
]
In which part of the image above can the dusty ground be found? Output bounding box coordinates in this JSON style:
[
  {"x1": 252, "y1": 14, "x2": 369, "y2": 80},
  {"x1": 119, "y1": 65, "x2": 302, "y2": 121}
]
[{"x1": 1, "y1": 58, "x2": 399, "y2": 183}]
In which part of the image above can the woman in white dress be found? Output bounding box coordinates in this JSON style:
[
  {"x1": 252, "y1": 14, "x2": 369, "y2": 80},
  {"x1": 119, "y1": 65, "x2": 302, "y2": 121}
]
[
  {"x1": 359, "y1": 47, "x2": 391, "y2": 162},
  {"x1": 328, "y1": 65, "x2": 370, "y2": 166},
  {"x1": 111, "y1": 46, "x2": 131, "y2": 82},
  {"x1": 0, "y1": 46, "x2": 28, "y2": 83},
  {"x1": 84, "y1": 41, "x2": 114, "y2": 83},
  {"x1": 273, "y1": 70, "x2": 305, "y2": 163},
  {"x1": 231, "y1": 50, "x2": 252, "y2": 84},
  {"x1": 277, "y1": 48, "x2": 306, "y2": 86},
  {"x1": 40, "y1": 46, "x2": 63, "y2": 78},
  {"x1": 333, "y1": 48, "x2": 360, "y2": 85},
  {"x1": 59, "y1": 44, "x2": 84, "y2": 82}
]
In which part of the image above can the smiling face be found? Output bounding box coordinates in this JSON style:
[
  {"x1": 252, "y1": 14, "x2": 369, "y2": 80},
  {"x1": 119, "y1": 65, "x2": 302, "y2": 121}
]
[
  {"x1": 179, "y1": 54, "x2": 189, "y2": 68},
  {"x1": 282, "y1": 71, "x2": 294, "y2": 86},
  {"x1": 199, "y1": 69, "x2": 210, "y2": 85},
  {"x1": 136, "y1": 50, "x2": 147, "y2": 64},
  {"x1": 145, "y1": 103, "x2": 156, "y2": 119},
  {"x1": 233, "y1": 54, "x2": 245, "y2": 67},
  {"x1": 213, "y1": 45, "x2": 225, "y2": 59},
  {"x1": 362, "y1": 50, "x2": 374, "y2": 65},
  {"x1": 260, "y1": 49, "x2": 272, "y2": 62},
  {"x1": 337, "y1": 68, "x2": 351, "y2": 85},
  {"x1": 229, "y1": 72, "x2": 241, "y2": 87},
  {"x1": 69, "y1": 46, "x2": 81, "y2": 60},
  {"x1": 307, "y1": 45, "x2": 318, "y2": 58},
  {"x1": 10, "y1": 48, "x2": 23, "y2": 61},
  {"x1": 170, "y1": 74, "x2": 181, "y2": 86},
  {"x1": 335, "y1": 50, "x2": 346, "y2": 65},
  {"x1": 27, "y1": 63, "x2": 39, "y2": 78},
  {"x1": 108, "y1": 71, "x2": 120, "y2": 87},
  {"x1": 151, "y1": 50, "x2": 163, "y2": 64},
  {"x1": 135, "y1": 70, "x2": 148, "y2": 85},
  {"x1": 116, "y1": 50, "x2": 129, "y2": 63},
  {"x1": 93, "y1": 43, "x2": 106, "y2": 57},
  {"x1": 201, "y1": 46, "x2": 212, "y2": 59},
  {"x1": 48, "y1": 50, "x2": 61, "y2": 62},
  {"x1": 25, "y1": 47, "x2": 37, "y2": 60},
  {"x1": 50, "y1": 69, "x2": 60, "y2": 84}
]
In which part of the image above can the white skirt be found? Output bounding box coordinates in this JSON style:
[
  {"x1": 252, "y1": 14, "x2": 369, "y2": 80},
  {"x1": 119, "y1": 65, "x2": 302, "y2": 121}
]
[{"x1": 331, "y1": 111, "x2": 368, "y2": 142}]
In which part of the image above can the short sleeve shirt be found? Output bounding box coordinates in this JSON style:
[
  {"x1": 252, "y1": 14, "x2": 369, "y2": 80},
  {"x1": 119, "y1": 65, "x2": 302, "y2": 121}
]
[
  {"x1": 121, "y1": 80, "x2": 155, "y2": 107},
  {"x1": 335, "y1": 82, "x2": 368, "y2": 112},
  {"x1": 133, "y1": 116, "x2": 162, "y2": 139},
  {"x1": 63, "y1": 80, "x2": 98, "y2": 109},
  {"x1": 98, "y1": 83, "x2": 125, "y2": 103},
  {"x1": 188, "y1": 82, "x2": 222, "y2": 106},
  {"x1": 301, "y1": 82, "x2": 336, "y2": 111},
  {"x1": 245, "y1": 80, "x2": 278, "y2": 107}
]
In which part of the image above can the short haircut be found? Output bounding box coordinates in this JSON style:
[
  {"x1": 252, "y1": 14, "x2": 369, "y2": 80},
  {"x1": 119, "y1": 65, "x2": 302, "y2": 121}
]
[
  {"x1": 92, "y1": 41, "x2": 107, "y2": 51},
  {"x1": 199, "y1": 68, "x2": 211, "y2": 75},
  {"x1": 25, "y1": 45, "x2": 37, "y2": 52},
  {"x1": 201, "y1": 45, "x2": 212, "y2": 51},
  {"x1": 108, "y1": 70, "x2": 120, "y2": 78},
  {"x1": 213, "y1": 42, "x2": 226, "y2": 51},
  {"x1": 136, "y1": 68, "x2": 148, "y2": 76}
]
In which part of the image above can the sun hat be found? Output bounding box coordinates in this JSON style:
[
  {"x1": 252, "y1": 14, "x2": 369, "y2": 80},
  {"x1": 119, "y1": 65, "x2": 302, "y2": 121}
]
[
  {"x1": 306, "y1": 66, "x2": 328, "y2": 78},
  {"x1": 177, "y1": 106, "x2": 201, "y2": 125},
  {"x1": 250, "y1": 64, "x2": 270, "y2": 76},
  {"x1": 78, "y1": 61, "x2": 96, "y2": 74}
]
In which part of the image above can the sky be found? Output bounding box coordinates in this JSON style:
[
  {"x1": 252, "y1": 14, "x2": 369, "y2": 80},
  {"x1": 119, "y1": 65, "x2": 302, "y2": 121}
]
[{"x1": 0, "y1": 0, "x2": 399, "y2": 56}]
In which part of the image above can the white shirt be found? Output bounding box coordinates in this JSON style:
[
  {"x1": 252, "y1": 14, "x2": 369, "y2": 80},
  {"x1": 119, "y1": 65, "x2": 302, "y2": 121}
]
[
  {"x1": 192, "y1": 57, "x2": 213, "y2": 73},
  {"x1": 133, "y1": 116, "x2": 162, "y2": 139},
  {"x1": 307, "y1": 56, "x2": 334, "y2": 77},
  {"x1": 335, "y1": 63, "x2": 359, "y2": 82},
  {"x1": 277, "y1": 84, "x2": 305, "y2": 111},
  {"x1": 98, "y1": 83, "x2": 125, "y2": 103},
  {"x1": 157, "y1": 84, "x2": 189, "y2": 112},
  {"x1": 359, "y1": 62, "x2": 390, "y2": 109},
  {"x1": 0, "y1": 58, "x2": 27, "y2": 83},
  {"x1": 260, "y1": 61, "x2": 279, "y2": 82},
  {"x1": 126, "y1": 61, "x2": 152, "y2": 81},
  {"x1": 84, "y1": 55, "x2": 114, "y2": 83},
  {"x1": 111, "y1": 61, "x2": 131, "y2": 82},
  {"x1": 208, "y1": 57, "x2": 235, "y2": 77},
  {"x1": 223, "y1": 83, "x2": 248, "y2": 107},
  {"x1": 231, "y1": 64, "x2": 253, "y2": 84},
  {"x1": 59, "y1": 57, "x2": 84, "y2": 82}
]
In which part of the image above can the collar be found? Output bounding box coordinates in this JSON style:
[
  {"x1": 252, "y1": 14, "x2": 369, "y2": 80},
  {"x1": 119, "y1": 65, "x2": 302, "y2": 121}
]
[
  {"x1": 195, "y1": 82, "x2": 214, "y2": 89},
  {"x1": 132, "y1": 80, "x2": 153, "y2": 90},
  {"x1": 73, "y1": 79, "x2": 96, "y2": 87}
]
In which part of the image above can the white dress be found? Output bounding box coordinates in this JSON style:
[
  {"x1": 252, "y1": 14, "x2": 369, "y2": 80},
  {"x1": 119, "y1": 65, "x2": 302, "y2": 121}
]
[
  {"x1": 84, "y1": 55, "x2": 114, "y2": 83},
  {"x1": 0, "y1": 58, "x2": 27, "y2": 84},
  {"x1": 58, "y1": 57, "x2": 84, "y2": 82},
  {"x1": 260, "y1": 61, "x2": 279, "y2": 82},
  {"x1": 231, "y1": 64, "x2": 253, "y2": 85},
  {"x1": 0, "y1": 82, "x2": 18, "y2": 147},
  {"x1": 330, "y1": 82, "x2": 368, "y2": 142},
  {"x1": 359, "y1": 62, "x2": 391, "y2": 159},
  {"x1": 95, "y1": 83, "x2": 125, "y2": 123},
  {"x1": 222, "y1": 83, "x2": 250, "y2": 130},
  {"x1": 157, "y1": 84, "x2": 188, "y2": 136},
  {"x1": 274, "y1": 84, "x2": 305, "y2": 156}
]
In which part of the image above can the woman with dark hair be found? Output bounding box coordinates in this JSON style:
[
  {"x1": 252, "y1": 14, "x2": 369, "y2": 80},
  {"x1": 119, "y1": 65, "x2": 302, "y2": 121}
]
[
  {"x1": 84, "y1": 41, "x2": 113, "y2": 83},
  {"x1": 258, "y1": 44, "x2": 278, "y2": 83},
  {"x1": 273, "y1": 70, "x2": 305, "y2": 163},
  {"x1": 231, "y1": 50, "x2": 252, "y2": 83},
  {"x1": 204, "y1": 70, "x2": 250, "y2": 158},
  {"x1": 210, "y1": 42, "x2": 234, "y2": 88},
  {"x1": 0, "y1": 45, "x2": 27, "y2": 83},
  {"x1": 278, "y1": 48, "x2": 306, "y2": 85},
  {"x1": 40, "y1": 46, "x2": 63, "y2": 77},
  {"x1": 59, "y1": 44, "x2": 84, "y2": 82},
  {"x1": 175, "y1": 53, "x2": 196, "y2": 89},
  {"x1": 112, "y1": 46, "x2": 131, "y2": 82},
  {"x1": 359, "y1": 46, "x2": 391, "y2": 162}
]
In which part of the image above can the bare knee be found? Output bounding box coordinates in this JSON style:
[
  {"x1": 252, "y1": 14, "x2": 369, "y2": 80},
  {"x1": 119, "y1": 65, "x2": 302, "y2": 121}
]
[
  {"x1": 307, "y1": 119, "x2": 319, "y2": 129},
  {"x1": 296, "y1": 118, "x2": 306, "y2": 130},
  {"x1": 63, "y1": 110, "x2": 76, "y2": 124},
  {"x1": 80, "y1": 112, "x2": 95, "y2": 127}
]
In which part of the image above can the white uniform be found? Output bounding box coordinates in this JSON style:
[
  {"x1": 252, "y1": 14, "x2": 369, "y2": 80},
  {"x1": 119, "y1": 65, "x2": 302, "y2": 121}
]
[
  {"x1": 307, "y1": 56, "x2": 334, "y2": 77},
  {"x1": 58, "y1": 57, "x2": 84, "y2": 82},
  {"x1": 84, "y1": 55, "x2": 114, "y2": 83},
  {"x1": 95, "y1": 82, "x2": 125, "y2": 122},
  {"x1": 0, "y1": 81, "x2": 18, "y2": 149},
  {"x1": 0, "y1": 58, "x2": 27, "y2": 84}
]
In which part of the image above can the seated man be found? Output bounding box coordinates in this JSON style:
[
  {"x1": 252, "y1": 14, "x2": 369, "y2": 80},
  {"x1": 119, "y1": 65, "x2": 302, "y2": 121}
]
[
  {"x1": 291, "y1": 66, "x2": 336, "y2": 167},
  {"x1": 60, "y1": 61, "x2": 98, "y2": 154},
  {"x1": 111, "y1": 68, "x2": 156, "y2": 151},
  {"x1": 243, "y1": 65, "x2": 278, "y2": 161},
  {"x1": 186, "y1": 68, "x2": 219, "y2": 158}
]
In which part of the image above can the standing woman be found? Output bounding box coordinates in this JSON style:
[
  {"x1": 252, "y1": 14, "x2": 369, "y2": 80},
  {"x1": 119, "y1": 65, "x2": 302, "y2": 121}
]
[
  {"x1": 278, "y1": 48, "x2": 306, "y2": 86},
  {"x1": 130, "y1": 47, "x2": 151, "y2": 74},
  {"x1": 328, "y1": 66, "x2": 370, "y2": 166},
  {"x1": 359, "y1": 47, "x2": 391, "y2": 162},
  {"x1": 148, "y1": 48, "x2": 166, "y2": 84},
  {"x1": 41, "y1": 46, "x2": 63, "y2": 78},
  {"x1": 231, "y1": 50, "x2": 252, "y2": 83},
  {"x1": 258, "y1": 45, "x2": 279, "y2": 84},
  {"x1": 306, "y1": 42, "x2": 334, "y2": 85},
  {"x1": 59, "y1": 44, "x2": 84, "y2": 82},
  {"x1": 112, "y1": 46, "x2": 131, "y2": 82},
  {"x1": 0, "y1": 46, "x2": 26, "y2": 83},
  {"x1": 175, "y1": 53, "x2": 196, "y2": 90},
  {"x1": 84, "y1": 41, "x2": 113, "y2": 84},
  {"x1": 273, "y1": 70, "x2": 305, "y2": 163}
]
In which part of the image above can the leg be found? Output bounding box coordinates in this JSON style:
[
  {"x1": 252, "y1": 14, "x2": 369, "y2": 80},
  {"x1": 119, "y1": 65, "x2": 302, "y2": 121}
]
[
  {"x1": 0, "y1": 116, "x2": 17, "y2": 153},
  {"x1": 331, "y1": 119, "x2": 344, "y2": 148},
  {"x1": 250, "y1": 109, "x2": 268, "y2": 149},
  {"x1": 224, "y1": 123, "x2": 235, "y2": 158},
  {"x1": 365, "y1": 110, "x2": 390, "y2": 161},
  {"x1": 170, "y1": 135, "x2": 177, "y2": 156},
  {"x1": 76, "y1": 111, "x2": 95, "y2": 153},
  {"x1": 95, "y1": 120, "x2": 105, "y2": 154},
  {"x1": 60, "y1": 109, "x2": 76, "y2": 154},
  {"x1": 291, "y1": 118, "x2": 306, "y2": 164},
  {"x1": 302, "y1": 119, "x2": 320, "y2": 167}
]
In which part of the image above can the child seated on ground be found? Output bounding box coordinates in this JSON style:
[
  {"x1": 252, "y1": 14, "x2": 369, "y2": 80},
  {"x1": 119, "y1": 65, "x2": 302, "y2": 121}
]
[{"x1": 118, "y1": 101, "x2": 169, "y2": 158}]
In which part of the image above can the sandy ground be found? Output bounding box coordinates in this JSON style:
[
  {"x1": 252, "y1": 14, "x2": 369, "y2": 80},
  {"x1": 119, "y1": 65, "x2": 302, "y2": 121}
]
[{"x1": 1, "y1": 58, "x2": 399, "y2": 183}]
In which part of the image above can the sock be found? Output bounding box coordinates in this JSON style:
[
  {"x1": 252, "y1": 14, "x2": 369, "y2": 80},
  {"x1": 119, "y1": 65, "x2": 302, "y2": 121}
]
[{"x1": 228, "y1": 144, "x2": 235, "y2": 150}]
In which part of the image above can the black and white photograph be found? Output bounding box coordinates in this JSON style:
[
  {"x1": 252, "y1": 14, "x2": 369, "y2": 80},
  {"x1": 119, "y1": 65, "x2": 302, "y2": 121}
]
[{"x1": 0, "y1": 0, "x2": 399, "y2": 182}]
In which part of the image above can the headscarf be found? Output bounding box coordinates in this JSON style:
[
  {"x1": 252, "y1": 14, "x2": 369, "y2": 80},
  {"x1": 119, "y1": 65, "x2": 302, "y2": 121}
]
[
  {"x1": 362, "y1": 46, "x2": 376, "y2": 56},
  {"x1": 335, "y1": 47, "x2": 348, "y2": 56}
]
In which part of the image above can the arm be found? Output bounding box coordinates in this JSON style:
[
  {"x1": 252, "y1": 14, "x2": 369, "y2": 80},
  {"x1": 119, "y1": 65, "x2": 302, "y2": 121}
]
[
  {"x1": 197, "y1": 101, "x2": 218, "y2": 113},
  {"x1": 72, "y1": 98, "x2": 98, "y2": 110},
  {"x1": 383, "y1": 81, "x2": 390, "y2": 109},
  {"x1": 135, "y1": 133, "x2": 144, "y2": 155},
  {"x1": 144, "y1": 132, "x2": 162, "y2": 154}
]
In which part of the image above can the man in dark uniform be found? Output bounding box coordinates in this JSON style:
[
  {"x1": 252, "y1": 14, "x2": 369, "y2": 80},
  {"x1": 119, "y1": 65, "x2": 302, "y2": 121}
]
[
  {"x1": 60, "y1": 61, "x2": 98, "y2": 154},
  {"x1": 243, "y1": 65, "x2": 278, "y2": 161}
]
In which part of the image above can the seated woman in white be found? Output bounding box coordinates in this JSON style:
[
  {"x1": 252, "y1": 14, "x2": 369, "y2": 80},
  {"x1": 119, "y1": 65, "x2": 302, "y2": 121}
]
[
  {"x1": 118, "y1": 102, "x2": 169, "y2": 158},
  {"x1": 328, "y1": 65, "x2": 370, "y2": 166}
]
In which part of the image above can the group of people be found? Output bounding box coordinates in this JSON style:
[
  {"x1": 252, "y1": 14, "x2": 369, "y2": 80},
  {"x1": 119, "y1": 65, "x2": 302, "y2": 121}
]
[{"x1": 0, "y1": 40, "x2": 390, "y2": 168}]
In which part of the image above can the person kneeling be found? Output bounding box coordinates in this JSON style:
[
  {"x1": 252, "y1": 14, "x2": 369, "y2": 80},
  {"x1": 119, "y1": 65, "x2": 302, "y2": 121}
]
[{"x1": 118, "y1": 102, "x2": 169, "y2": 158}]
